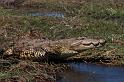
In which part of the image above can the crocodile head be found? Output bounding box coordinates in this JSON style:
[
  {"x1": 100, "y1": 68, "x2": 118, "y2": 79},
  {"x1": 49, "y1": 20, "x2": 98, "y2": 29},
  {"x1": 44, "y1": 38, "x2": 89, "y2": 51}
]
[
  {"x1": 53, "y1": 38, "x2": 106, "y2": 59},
  {"x1": 70, "y1": 38, "x2": 106, "y2": 51}
]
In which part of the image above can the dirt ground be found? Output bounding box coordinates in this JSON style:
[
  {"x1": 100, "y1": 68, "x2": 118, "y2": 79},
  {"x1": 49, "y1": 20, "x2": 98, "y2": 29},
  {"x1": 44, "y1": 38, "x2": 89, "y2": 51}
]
[{"x1": 0, "y1": 59, "x2": 69, "y2": 82}]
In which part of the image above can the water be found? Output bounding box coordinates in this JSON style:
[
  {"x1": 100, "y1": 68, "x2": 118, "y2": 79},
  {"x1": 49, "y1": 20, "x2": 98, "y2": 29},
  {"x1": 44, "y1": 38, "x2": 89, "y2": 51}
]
[
  {"x1": 58, "y1": 63, "x2": 124, "y2": 82},
  {"x1": 28, "y1": 12, "x2": 64, "y2": 18}
]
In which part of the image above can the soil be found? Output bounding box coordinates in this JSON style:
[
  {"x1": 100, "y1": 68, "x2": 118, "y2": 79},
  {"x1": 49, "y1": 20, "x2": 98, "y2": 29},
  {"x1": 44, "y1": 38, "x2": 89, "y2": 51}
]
[{"x1": 0, "y1": 59, "x2": 68, "y2": 82}]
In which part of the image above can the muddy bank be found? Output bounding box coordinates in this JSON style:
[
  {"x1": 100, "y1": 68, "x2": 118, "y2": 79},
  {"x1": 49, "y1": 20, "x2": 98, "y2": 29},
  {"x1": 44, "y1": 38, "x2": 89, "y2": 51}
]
[
  {"x1": 67, "y1": 49, "x2": 124, "y2": 66},
  {"x1": 0, "y1": 59, "x2": 68, "y2": 82}
]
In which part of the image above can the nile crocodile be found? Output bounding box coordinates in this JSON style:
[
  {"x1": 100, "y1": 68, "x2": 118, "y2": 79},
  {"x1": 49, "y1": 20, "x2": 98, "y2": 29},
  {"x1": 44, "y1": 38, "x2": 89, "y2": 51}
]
[{"x1": 2, "y1": 37, "x2": 106, "y2": 61}]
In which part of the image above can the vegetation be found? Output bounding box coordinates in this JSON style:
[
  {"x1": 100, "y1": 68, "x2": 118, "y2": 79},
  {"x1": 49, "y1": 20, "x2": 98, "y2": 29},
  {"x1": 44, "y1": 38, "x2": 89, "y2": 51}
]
[{"x1": 0, "y1": 0, "x2": 124, "y2": 81}]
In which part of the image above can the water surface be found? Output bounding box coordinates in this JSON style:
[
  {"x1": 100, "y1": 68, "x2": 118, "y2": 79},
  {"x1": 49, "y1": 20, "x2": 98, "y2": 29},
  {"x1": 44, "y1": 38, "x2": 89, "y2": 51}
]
[
  {"x1": 58, "y1": 63, "x2": 124, "y2": 82},
  {"x1": 28, "y1": 12, "x2": 64, "y2": 18}
]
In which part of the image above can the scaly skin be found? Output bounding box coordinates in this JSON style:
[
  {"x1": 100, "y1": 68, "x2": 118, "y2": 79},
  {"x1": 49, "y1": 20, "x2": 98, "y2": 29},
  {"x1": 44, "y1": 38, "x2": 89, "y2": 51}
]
[{"x1": 3, "y1": 37, "x2": 106, "y2": 61}]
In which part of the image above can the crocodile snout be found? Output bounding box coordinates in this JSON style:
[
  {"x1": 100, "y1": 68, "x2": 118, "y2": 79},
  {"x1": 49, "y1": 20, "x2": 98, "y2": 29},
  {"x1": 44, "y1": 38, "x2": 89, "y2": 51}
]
[{"x1": 71, "y1": 39, "x2": 106, "y2": 51}]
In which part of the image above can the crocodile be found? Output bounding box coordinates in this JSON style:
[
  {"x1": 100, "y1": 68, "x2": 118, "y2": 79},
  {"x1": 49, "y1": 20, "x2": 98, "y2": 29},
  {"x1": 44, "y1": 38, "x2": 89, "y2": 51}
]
[{"x1": 2, "y1": 37, "x2": 106, "y2": 61}]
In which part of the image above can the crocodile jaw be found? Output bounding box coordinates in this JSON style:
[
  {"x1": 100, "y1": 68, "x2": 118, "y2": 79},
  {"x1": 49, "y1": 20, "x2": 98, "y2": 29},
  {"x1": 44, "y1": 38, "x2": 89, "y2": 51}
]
[{"x1": 71, "y1": 39, "x2": 106, "y2": 51}]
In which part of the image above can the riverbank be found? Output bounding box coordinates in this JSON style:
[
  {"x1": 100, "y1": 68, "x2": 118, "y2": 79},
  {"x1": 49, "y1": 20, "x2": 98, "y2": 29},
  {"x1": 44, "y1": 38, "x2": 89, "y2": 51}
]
[
  {"x1": 0, "y1": 59, "x2": 68, "y2": 82},
  {"x1": 0, "y1": 0, "x2": 124, "y2": 81}
]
